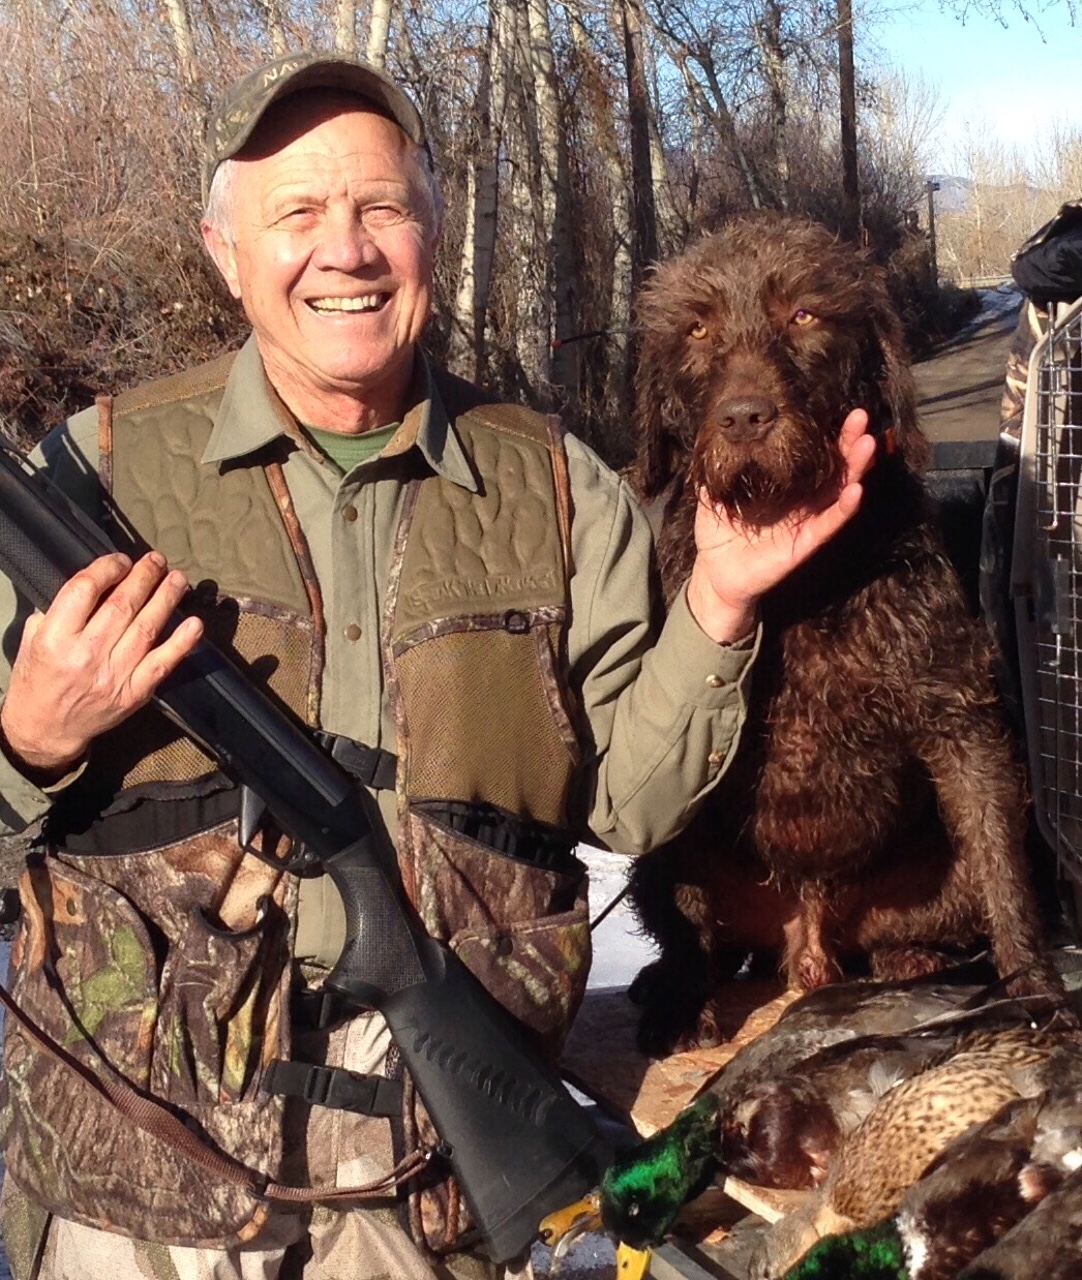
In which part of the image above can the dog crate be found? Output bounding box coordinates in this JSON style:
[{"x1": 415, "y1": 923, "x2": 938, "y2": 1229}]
[{"x1": 1012, "y1": 294, "x2": 1082, "y2": 889}]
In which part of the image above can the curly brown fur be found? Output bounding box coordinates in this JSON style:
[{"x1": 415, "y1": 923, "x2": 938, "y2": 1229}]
[{"x1": 626, "y1": 214, "x2": 1062, "y2": 1058}]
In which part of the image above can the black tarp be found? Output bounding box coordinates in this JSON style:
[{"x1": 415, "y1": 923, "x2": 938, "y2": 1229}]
[{"x1": 1011, "y1": 200, "x2": 1082, "y2": 305}]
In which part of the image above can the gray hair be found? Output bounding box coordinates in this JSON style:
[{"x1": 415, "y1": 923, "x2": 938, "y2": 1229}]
[{"x1": 201, "y1": 137, "x2": 445, "y2": 245}]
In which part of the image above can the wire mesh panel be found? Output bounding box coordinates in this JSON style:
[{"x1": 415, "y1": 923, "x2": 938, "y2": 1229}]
[{"x1": 1015, "y1": 296, "x2": 1082, "y2": 884}]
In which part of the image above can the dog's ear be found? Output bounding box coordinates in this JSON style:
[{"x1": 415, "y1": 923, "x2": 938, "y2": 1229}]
[
  {"x1": 629, "y1": 326, "x2": 680, "y2": 501},
  {"x1": 867, "y1": 282, "x2": 932, "y2": 473}
]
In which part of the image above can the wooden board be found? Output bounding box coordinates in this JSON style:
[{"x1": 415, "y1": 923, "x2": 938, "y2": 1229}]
[
  {"x1": 718, "y1": 1178, "x2": 809, "y2": 1225},
  {"x1": 560, "y1": 982, "x2": 799, "y2": 1137}
]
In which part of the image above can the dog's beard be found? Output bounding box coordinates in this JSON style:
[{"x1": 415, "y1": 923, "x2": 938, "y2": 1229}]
[{"x1": 690, "y1": 428, "x2": 843, "y2": 530}]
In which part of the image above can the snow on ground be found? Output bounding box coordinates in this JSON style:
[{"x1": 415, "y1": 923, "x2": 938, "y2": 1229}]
[
  {"x1": 582, "y1": 846, "x2": 658, "y2": 991},
  {"x1": 976, "y1": 282, "x2": 1023, "y2": 326}
]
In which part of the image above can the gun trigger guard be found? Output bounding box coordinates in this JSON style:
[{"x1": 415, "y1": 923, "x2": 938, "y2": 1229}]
[
  {"x1": 236, "y1": 783, "x2": 323, "y2": 875},
  {"x1": 242, "y1": 839, "x2": 323, "y2": 876}
]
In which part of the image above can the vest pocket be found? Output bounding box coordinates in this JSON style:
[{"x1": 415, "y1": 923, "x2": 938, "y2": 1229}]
[
  {"x1": 405, "y1": 806, "x2": 590, "y2": 1057},
  {"x1": 0, "y1": 849, "x2": 292, "y2": 1246}
]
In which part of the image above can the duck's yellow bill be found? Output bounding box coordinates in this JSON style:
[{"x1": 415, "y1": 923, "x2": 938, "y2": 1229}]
[
  {"x1": 616, "y1": 1243, "x2": 652, "y2": 1278},
  {"x1": 537, "y1": 1192, "x2": 601, "y2": 1263}
]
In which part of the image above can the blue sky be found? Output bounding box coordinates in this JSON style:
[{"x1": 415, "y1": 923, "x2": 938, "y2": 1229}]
[{"x1": 869, "y1": 0, "x2": 1081, "y2": 173}]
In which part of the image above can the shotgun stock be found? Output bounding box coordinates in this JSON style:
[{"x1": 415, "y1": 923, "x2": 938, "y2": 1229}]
[{"x1": 0, "y1": 435, "x2": 609, "y2": 1262}]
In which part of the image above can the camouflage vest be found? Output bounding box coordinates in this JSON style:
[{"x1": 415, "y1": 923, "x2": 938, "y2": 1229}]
[{"x1": 0, "y1": 354, "x2": 590, "y2": 1254}]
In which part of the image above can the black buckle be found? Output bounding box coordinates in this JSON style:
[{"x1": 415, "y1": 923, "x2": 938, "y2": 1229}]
[
  {"x1": 300, "y1": 1064, "x2": 340, "y2": 1107},
  {"x1": 316, "y1": 732, "x2": 398, "y2": 791},
  {"x1": 262, "y1": 1059, "x2": 403, "y2": 1117}
]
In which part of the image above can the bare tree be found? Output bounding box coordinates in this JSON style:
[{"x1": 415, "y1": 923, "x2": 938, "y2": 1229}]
[
  {"x1": 251, "y1": 0, "x2": 290, "y2": 54},
  {"x1": 449, "y1": 1, "x2": 511, "y2": 379},
  {"x1": 617, "y1": 0, "x2": 660, "y2": 284},
  {"x1": 334, "y1": 0, "x2": 357, "y2": 55},
  {"x1": 648, "y1": 4, "x2": 766, "y2": 210},
  {"x1": 836, "y1": 0, "x2": 859, "y2": 238},
  {"x1": 366, "y1": 0, "x2": 393, "y2": 65},
  {"x1": 524, "y1": 0, "x2": 577, "y2": 397},
  {"x1": 163, "y1": 0, "x2": 199, "y2": 91},
  {"x1": 754, "y1": 0, "x2": 789, "y2": 206}
]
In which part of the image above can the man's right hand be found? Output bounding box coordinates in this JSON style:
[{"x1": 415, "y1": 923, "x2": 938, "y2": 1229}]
[{"x1": 0, "y1": 551, "x2": 204, "y2": 779}]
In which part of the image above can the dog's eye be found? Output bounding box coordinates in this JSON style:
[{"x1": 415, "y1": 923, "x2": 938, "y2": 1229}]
[
  {"x1": 791, "y1": 309, "x2": 817, "y2": 326},
  {"x1": 689, "y1": 322, "x2": 708, "y2": 340}
]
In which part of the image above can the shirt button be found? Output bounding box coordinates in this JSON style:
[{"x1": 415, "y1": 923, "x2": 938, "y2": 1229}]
[
  {"x1": 344, "y1": 623, "x2": 362, "y2": 642},
  {"x1": 705, "y1": 673, "x2": 724, "y2": 688},
  {"x1": 343, "y1": 504, "x2": 358, "y2": 523},
  {"x1": 708, "y1": 750, "x2": 725, "y2": 768}
]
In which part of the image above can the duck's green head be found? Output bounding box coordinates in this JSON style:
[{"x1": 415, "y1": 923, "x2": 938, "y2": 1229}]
[
  {"x1": 599, "y1": 1093, "x2": 721, "y2": 1250},
  {"x1": 782, "y1": 1221, "x2": 909, "y2": 1280}
]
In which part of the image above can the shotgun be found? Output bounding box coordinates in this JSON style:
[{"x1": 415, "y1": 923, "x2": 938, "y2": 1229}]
[{"x1": 0, "y1": 434, "x2": 609, "y2": 1262}]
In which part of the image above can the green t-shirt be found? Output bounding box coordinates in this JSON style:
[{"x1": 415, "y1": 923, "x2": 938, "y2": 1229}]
[{"x1": 305, "y1": 421, "x2": 400, "y2": 473}]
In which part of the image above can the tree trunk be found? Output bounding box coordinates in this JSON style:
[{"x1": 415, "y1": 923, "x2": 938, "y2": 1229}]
[
  {"x1": 563, "y1": 0, "x2": 634, "y2": 455},
  {"x1": 449, "y1": 2, "x2": 508, "y2": 381},
  {"x1": 162, "y1": 0, "x2": 198, "y2": 91},
  {"x1": 647, "y1": 103, "x2": 680, "y2": 254},
  {"x1": 334, "y1": 0, "x2": 358, "y2": 56},
  {"x1": 502, "y1": 0, "x2": 548, "y2": 397},
  {"x1": 251, "y1": 0, "x2": 290, "y2": 55},
  {"x1": 524, "y1": 0, "x2": 577, "y2": 400},
  {"x1": 837, "y1": 0, "x2": 860, "y2": 239},
  {"x1": 756, "y1": 0, "x2": 789, "y2": 207},
  {"x1": 366, "y1": 0, "x2": 393, "y2": 67},
  {"x1": 161, "y1": 0, "x2": 204, "y2": 151},
  {"x1": 618, "y1": 0, "x2": 658, "y2": 290}
]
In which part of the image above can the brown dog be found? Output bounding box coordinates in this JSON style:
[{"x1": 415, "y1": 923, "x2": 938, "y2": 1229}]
[{"x1": 626, "y1": 214, "x2": 1062, "y2": 1056}]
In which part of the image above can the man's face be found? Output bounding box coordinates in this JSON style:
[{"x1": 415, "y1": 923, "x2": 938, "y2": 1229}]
[{"x1": 202, "y1": 94, "x2": 436, "y2": 427}]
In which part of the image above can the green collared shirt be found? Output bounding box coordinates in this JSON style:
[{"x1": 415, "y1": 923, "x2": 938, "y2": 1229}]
[{"x1": 0, "y1": 336, "x2": 758, "y2": 961}]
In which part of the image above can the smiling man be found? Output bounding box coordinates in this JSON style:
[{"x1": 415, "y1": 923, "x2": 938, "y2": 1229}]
[{"x1": 0, "y1": 51, "x2": 873, "y2": 1280}]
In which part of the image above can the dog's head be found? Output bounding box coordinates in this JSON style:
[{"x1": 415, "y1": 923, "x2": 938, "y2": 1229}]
[{"x1": 631, "y1": 214, "x2": 929, "y2": 525}]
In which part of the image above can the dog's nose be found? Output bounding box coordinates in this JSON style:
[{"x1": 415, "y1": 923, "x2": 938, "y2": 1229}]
[{"x1": 716, "y1": 395, "x2": 778, "y2": 441}]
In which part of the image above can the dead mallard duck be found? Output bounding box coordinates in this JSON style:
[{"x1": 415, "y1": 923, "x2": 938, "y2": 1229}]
[{"x1": 751, "y1": 1026, "x2": 1078, "y2": 1279}]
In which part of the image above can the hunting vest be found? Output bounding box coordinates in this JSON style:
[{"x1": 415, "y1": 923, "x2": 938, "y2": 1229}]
[{"x1": 0, "y1": 353, "x2": 591, "y2": 1256}]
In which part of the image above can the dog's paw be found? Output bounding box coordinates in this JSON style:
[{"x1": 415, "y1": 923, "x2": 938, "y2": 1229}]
[
  {"x1": 626, "y1": 960, "x2": 666, "y2": 1008},
  {"x1": 870, "y1": 945, "x2": 954, "y2": 982},
  {"x1": 630, "y1": 963, "x2": 713, "y2": 1056},
  {"x1": 793, "y1": 949, "x2": 844, "y2": 991},
  {"x1": 634, "y1": 991, "x2": 724, "y2": 1057}
]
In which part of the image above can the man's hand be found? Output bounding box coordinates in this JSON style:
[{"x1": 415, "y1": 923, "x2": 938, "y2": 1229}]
[
  {"x1": 687, "y1": 410, "x2": 875, "y2": 643},
  {"x1": 0, "y1": 551, "x2": 204, "y2": 779}
]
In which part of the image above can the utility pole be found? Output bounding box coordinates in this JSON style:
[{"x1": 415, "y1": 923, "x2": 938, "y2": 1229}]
[
  {"x1": 836, "y1": 0, "x2": 859, "y2": 241},
  {"x1": 926, "y1": 178, "x2": 940, "y2": 288}
]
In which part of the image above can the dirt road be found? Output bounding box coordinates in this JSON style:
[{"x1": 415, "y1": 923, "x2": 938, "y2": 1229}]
[{"x1": 914, "y1": 284, "x2": 1022, "y2": 448}]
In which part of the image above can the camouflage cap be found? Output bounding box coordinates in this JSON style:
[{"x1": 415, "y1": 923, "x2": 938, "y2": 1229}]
[{"x1": 203, "y1": 50, "x2": 427, "y2": 202}]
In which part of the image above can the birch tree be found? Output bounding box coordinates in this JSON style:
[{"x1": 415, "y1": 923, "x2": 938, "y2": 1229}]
[
  {"x1": 163, "y1": 0, "x2": 198, "y2": 92},
  {"x1": 252, "y1": 0, "x2": 290, "y2": 54},
  {"x1": 449, "y1": 1, "x2": 511, "y2": 380},
  {"x1": 524, "y1": 0, "x2": 577, "y2": 398},
  {"x1": 754, "y1": 0, "x2": 789, "y2": 206},
  {"x1": 565, "y1": 3, "x2": 632, "y2": 353},
  {"x1": 366, "y1": 0, "x2": 393, "y2": 66},
  {"x1": 334, "y1": 0, "x2": 357, "y2": 55}
]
